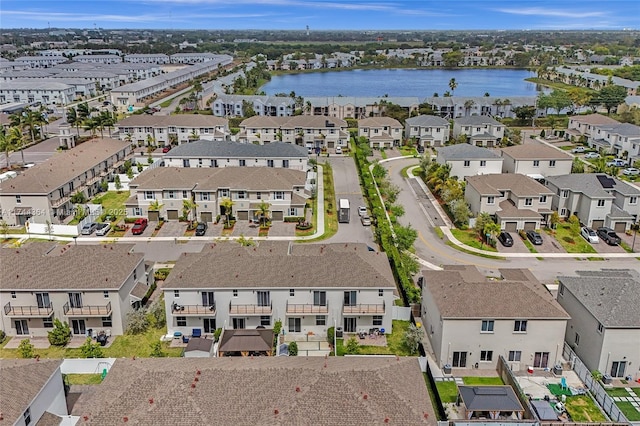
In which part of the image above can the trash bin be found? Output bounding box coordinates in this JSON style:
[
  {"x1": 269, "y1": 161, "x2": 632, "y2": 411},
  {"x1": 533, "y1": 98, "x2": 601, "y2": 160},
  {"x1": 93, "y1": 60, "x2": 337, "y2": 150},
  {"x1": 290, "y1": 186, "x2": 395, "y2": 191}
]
[
  {"x1": 335, "y1": 327, "x2": 343, "y2": 338},
  {"x1": 553, "y1": 364, "x2": 563, "y2": 376},
  {"x1": 443, "y1": 364, "x2": 452, "y2": 374}
]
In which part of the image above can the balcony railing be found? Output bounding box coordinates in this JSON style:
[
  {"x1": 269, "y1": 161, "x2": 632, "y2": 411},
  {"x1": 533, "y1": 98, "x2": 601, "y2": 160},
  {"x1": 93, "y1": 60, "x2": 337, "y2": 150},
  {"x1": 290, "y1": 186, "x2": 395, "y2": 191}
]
[
  {"x1": 171, "y1": 302, "x2": 216, "y2": 316},
  {"x1": 343, "y1": 302, "x2": 385, "y2": 315},
  {"x1": 63, "y1": 301, "x2": 111, "y2": 317},
  {"x1": 4, "y1": 302, "x2": 54, "y2": 318},
  {"x1": 229, "y1": 301, "x2": 272, "y2": 316},
  {"x1": 286, "y1": 302, "x2": 329, "y2": 314}
]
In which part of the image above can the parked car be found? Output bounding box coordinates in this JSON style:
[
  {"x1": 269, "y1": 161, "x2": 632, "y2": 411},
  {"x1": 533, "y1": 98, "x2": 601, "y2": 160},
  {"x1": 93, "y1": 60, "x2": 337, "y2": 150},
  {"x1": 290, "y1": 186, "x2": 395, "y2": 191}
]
[
  {"x1": 497, "y1": 231, "x2": 514, "y2": 247},
  {"x1": 335, "y1": 146, "x2": 342, "y2": 154},
  {"x1": 580, "y1": 227, "x2": 599, "y2": 244},
  {"x1": 360, "y1": 215, "x2": 371, "y2": 226},
  {"x1": 526, "y1": 230, "x2": 543, "y2": 245},
  {"x1": 195, "y1": 222, "x2": 208, "y2": 236},
  {"x1": 571, "y1": 146, "x2": 586, "y2": 153},
  {"x1": 606, "y1": 158, "x2": 627, "y2": 167},
  {"x1": 95, "y1": 223, "x2": 111, "y2": 236},
  {"x1": 584, "y1": 152, "x2": 600, "y2": 159},
  {"x1": 131, "y1": 218, "x2": 148, "y2": 235},
  {"x1": 162, "y1": 146, "x2": 171, "y2": 153},
  {"x1": 358, "y1": 206, "x2": 367, "y2": 217},
  {"x1": 622, "y1": 167, "x2": 639, "y2": 176},
  {"x1": 416, "y1": 145, "x2": 425, "y2": 154},
  {"x1": 81, "y1": 222, "x2": 98, "y2": 235},
  {"x1": 597, "y1": 227, "x2": 622, "y2": 246}
]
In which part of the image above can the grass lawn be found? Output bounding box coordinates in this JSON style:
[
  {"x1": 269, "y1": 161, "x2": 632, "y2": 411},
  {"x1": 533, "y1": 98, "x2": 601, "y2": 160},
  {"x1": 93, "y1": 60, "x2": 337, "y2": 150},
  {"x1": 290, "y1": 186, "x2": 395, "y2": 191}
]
[
  {"x1": 300, "y1": 162, "x2": 338, "y2": 242},
  {"x1": 450, "y1": 228, "x2": 498, "y2": 252},
  {"x1": 606, "y1": 388, "x2": 640, "y2": 421},
  {"x1": 65, "y1": 373, "x2": 103, "y2": 385},
  {"x1": 445, "y1": 241, "x2": 506, "y2": 260},
  {"x1": 91, "y1": 191, "x2": 131, "y2": 222},
  {"x1": 545, "y1": 224, "x2": 596, "y2": 254},
  {"x1": 399, "y1": 146, "x2": 418, "y2": 156},
  {"x1": 565, "y1": 395, "x2": 607, "y2": 423},
  {"x1": 335, "y1": 320, "x2": 413, "y2": 356},
  {"x1": 521, "y1": 237, "x2": 538, "y2": 253},
  {"x1": 462, "y1": 376, "x2": 504, "y2": 385},
  {"x1": 436, "y1": 381, "x2": 458, "y2": 403},
  {"x1": 400, "y1": 163, "x2": 419, "y2": 178}
]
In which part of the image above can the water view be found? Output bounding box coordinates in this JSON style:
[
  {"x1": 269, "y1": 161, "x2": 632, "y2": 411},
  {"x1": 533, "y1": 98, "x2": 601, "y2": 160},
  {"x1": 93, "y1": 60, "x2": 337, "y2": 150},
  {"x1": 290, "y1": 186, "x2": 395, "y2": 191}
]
[{"x1": 261, "y1": 68, "x2": 541, "y2": 98}]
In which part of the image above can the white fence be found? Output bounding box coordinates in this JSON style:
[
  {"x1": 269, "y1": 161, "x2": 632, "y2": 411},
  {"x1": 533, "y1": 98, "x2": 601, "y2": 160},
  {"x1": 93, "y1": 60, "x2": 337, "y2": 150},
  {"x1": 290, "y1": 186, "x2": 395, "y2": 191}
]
[
  {"x1": 60, "y1": 358, "x2": 116, "y2": 375},
  {"x1": 392, "y1": 305, "x2": 411, "y2": 320},
  {"x1": 26, "y1": 204, "x2": 102, "y2": 236}
]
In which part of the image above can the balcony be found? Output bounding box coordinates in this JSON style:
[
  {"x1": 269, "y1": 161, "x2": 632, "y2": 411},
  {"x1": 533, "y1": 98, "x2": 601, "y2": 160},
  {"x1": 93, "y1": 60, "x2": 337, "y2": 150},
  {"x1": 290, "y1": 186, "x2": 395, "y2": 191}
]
[
  {"x1": 286, "y1": 302, "x2": 329, "y2": 314},
  {"x1": 63, "y1": 301, "x2": 111, "y2": 317},
  {"x1": 229, "y1": 301, "x2": 272, "y2": 316},
  {"x1": 343, "y1": 302, "x2": 385, "y2": 315},
  {"x1": 171, "y1": 302, "x2": 216, "y2": 316},
  {"x1": 4, "y1": 302, "x2": 54, "y2": 318}
]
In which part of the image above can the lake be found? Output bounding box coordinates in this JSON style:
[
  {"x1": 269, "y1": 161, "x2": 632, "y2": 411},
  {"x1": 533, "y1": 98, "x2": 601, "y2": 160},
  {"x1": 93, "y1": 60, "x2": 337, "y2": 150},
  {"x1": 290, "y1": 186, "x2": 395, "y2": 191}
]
[{"x1": 261, "y1": 68, "x2": 541, "y2": 98}]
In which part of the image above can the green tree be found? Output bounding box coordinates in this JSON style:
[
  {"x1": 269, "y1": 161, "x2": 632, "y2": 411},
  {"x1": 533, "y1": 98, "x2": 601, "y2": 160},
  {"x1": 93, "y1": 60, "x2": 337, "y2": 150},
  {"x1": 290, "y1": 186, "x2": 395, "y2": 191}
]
[
  {"x1": 67, "y1": 107, "x2": 81, "y2": 137},
  {"x1": 344, "y1": 337, "x2": 360, "y2": 355},
  {"x1": 549, "y1": 211, "x2": 560, "y2": 230},
  {"x1": 548, "y1": 89, "x2": 572, "y2": 115},
  {"x1": 288, "y1": 341, "x2": 299, "y2": 356},
  {"x1": 147, "y1": 298, "x2": 166, "y2": 329},
  {"x1": 512, "y1": 105, "x2": 536, "y2": 125},
  {"x1": 449, "y1": 199, "x2": 471, "y2": 226},
  {"x1": 114, "y1": 175, "x2": 122, "y2": 192},
  {"x1": 149, "y1": 341, "x2": 166, "y2": 357},
  {"x1": 47, "y1": 319, "x2": 71, "y2": 346},
  {"x1": 440, "y1": 178, "x2": 464, "y2": 204},
  {"x1": 149, "y1": 200, "x2": 163, "y2": 212},
  {"x1": 254, "y1": 201, "x2": 271, "y2": 227},
  {"x1": 443, "y1": 51, "x2": 463, "y2": 67},
  {"x1": 18, "y1": 339, "x2": 35, "y2": 358},
  {"x1": 220, "y1": 197, "x2": 235, "y2": 226},
  {"x1": 182, "y1": 198, "x2": 197, "y2": 222},
  {"x1": 593, "y1": 85, "x2": 627, "y2": 115},
  {"x1": 372, "y1": 163, "x2": 388, "y2": 179},
  {"x1": 483, "y1": 221, "x2": 501, "y2": 246},
  {"x1": 394, "y1": 224, "x2": 418, "y2": 251},
  {"x1": 568, "y1": 214, "x2": 581, "y2": 236},
  {"x1": 0, "y1": 127, "x2": 14, "y2": 169},
  {"x1": 448, "y1": 78, "x2": 458, "y2": 95},
  {"x1": 80, "y1": 337, "x2": 104, "y2": 358},
  {"x1": 8, "y1": 126, "x2": 26, "y2": 165},
  {"x1": 474, "y1": 212, "x2": 494, "y2": 237},
  {"x1": 126, "y1": 309, "x2": 149, "y2": 334},
  {"x1": 571, "y1": 157, "x2": 585, "y2": 173},
  {"x1": 403, "y1": 323, "x2": 423, "y2": 355}
]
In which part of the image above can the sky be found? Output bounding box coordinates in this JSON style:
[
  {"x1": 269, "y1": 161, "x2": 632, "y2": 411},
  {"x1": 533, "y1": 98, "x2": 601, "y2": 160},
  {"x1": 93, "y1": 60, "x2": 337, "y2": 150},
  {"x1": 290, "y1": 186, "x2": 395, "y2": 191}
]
[{"x1": 1, "y1": 0, "x2": 638, "y2": 31}]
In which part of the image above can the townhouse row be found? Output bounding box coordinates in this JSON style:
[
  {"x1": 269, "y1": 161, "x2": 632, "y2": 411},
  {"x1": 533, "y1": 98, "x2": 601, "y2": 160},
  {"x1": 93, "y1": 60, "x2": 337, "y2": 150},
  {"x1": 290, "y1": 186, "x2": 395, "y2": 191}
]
[{"x1": 567, "y1": 113, "x2": 640, "y2": 163}]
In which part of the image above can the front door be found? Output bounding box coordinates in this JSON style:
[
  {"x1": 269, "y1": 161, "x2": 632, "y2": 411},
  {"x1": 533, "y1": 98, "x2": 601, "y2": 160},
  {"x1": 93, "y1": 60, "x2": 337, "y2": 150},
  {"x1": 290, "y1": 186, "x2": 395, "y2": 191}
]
[
  {"x1": 534, "y1": 352, "x2": 550, "y2": 368},
  {"x1": 288, "y1": 317, "x2": 301, "y2": 333},
  {"x1": 452, "y1": 351, "x2": 467, "y2": 368},
  {"x1": 344, "y1": 317, "x2": 357, "y2": 333},
  {"x1": 15, "y1": 320, "x2": 29, "y2": 335},
  {"x1": 611, "y1": 361, "x2": 627, "y2": 378},
  {"x1": 203, "y1": 318, "x2": 216, "y2": 333},
  {"x1": 232, "y1": 318, "x2": 245, "y2": 329},
  {"x1": 72, "y1": 319, "x2": 86, "y2": 335}
]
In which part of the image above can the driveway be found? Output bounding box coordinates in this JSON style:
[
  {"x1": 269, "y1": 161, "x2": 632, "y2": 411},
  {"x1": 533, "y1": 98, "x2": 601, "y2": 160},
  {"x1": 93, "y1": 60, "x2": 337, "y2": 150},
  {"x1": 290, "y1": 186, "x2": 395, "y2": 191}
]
[
  {"x1": 155, "y1": 221, "x2": 188, "y2": 238},
  {"x1": 495, "y1": 233, "x2": 529, "y2": 253},
  {"x1": 530, "y1": 232, "x2": 566, "y2": 253},
  {"x1": 125, "y1": 221, "x2": 155, "y2": 238},
  {"x1": 593, "y1": 240, "x2": 627, "y2": 254}
]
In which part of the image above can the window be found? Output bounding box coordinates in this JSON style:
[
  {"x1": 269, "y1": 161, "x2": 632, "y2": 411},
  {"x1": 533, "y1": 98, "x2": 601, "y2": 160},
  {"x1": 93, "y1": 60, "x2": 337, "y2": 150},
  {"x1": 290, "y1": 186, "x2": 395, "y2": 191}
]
[
  {"x1": 23, "y1": 408, "x2": 31, "y2": 426},
  {"x1": 533, "y1": 160, "x2": 540, "y2": 167},
  {"x1": 43, "y1": 317, "x2": 54, "y2": 328},
  {"x1": 239, "y1": 159, "x2": 246, "y2": 166},
  {"x1": 211, "y1": 160, "x2": 217, "y2": 168},
  {"x1": 274, "y1": 191, "x2": 284, "y2": 200},
  {"x1": 508, "y1": 351, "x2": 522, "y2": 362},
  {"x1": 597, "y1": 322, "x2": 604, "y2": 333},
  {"x1": 220, "y1": 189, "x2": 229, "y2": 198},
  {"x1": 597, "y1": 199, "x2": 605, "y2": 207},
  {"x1": 289, "y1": 289, "x2": 295, "y2": 297},
  {"x1": 562, "y1": 190, "x2": 569, "y2": 198},
  {"x1": 549, "y1": 160, "x2": 556, "y2": 167},
  {"x1": 480, "y1": 350, "x2": 493, "y2": 361},
  {"x1": 200, "y1": 192, "x2": 210, "y2": 201},
  {"x1": 313, "y1": 291, "x2": 327, "y2": 306},
  {"x1": 256, "y1": 192, "x2": 261, "y2": 200},
  {"x1": 102, "y1": 316, "x2": 112, "y2": 327},
  {"x1": 514, "y1": 320, "x2": 527, "y2": 332},
  {"x1": 233, "y1": 289, "x2": 238, "y2": 297},
  {"x1": 487, "y1": 196, "x2": 495, "y2": 205},
  {"x1": 481, "y1": 320, "x2": 494, "y2": 332},
  {"x1": 480, "y1": 160, "x2": 486, "y2": 167},
  {"x1": 463, "y1": 160, "x2": 470, "y2": 167},
  {"x1": 267, "y1": 160, "x2": 274, "y2": 167},
  {"x1": 173, "y1": 290, "x2": 180, "y2": 298},
  {"x1": 283, "y1": 160, "x2": 289, "y2": 168},
  {"x1": 630, "y1": 197, "x2": 637, "y2": 205},
  {"x1": 524, "y1": 198, "x2": 533, "y2": 206},
  {"x1": 103, "y1": 291, "x2": 109, "y2": 298},
  {"x1": 373, "y1": 316, "x2": 383, "y2": 326},
  {"x1": 11, "y1": 291, "x2": 16, "y2": 299},
  {"x1": 316, "y1": 315, "x2": 326, "y2": 326},
  {"x1": 183, "y1": 159, "x2": 190, "y2": 167},
  {"x1": 574, "y1": 332, "x2": 580, "y2": 346},
  {"x1": 177, "y1": 316, "x2": 187, "y2": 327},
  {"x1": 539, "y1": 195, "x2": 547, "y2": 203},
  {"x1": 15, "y1": 195, "x2": 21, "y2": 204},
  {"x1": 378, "y1": 289, "x2": 384, "y2": 297},
  {"x1": 560, "y1": 208, "x2": 567, "y2": 216},
  {"x1": 236, "y1": 191, "x2": 246, "y2": 200},
  {"x1": 182, "y1": 191, "x2": 188, "y2": 199},
  {"x1": 144, "y1": 191, "x2": 154, "y2": 200},
  {"x1": 167, "y1": 191, "x2": 175, "y2": 199},
  {"x1": 260, "y1": 316, "x2": 271, "y2": 326}
]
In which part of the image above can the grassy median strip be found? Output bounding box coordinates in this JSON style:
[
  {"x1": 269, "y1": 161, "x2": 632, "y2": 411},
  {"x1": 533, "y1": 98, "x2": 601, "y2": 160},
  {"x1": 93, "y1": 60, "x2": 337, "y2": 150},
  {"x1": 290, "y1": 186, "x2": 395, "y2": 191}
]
[
  {"x1": 450, "y1": 228, "x2": 498, "y2": 252},
  {"x1": 445, "y1": 241, "x2": 506, "y2": 260}
]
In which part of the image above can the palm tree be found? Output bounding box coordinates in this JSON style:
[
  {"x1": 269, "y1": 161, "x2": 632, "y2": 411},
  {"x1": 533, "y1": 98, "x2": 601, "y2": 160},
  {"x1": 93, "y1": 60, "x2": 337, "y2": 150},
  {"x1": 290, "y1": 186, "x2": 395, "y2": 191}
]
[
  {"x1": 463, "y1": 100, "x2": 475, "y2": 116},
  {"x1": 82, "y1": 117, "x2": 99, "y2": 139},
  {"x1": 220, "y1": 197, "x2": 235, "y2": 227},
  {"x1": 0, "y1": 127, "x2": 14, "y2": 169},
  {"x1": 448, "y1": 78, "x2": 458, "y2": 96},
  {"x1": 148, "y1": 200, "x2": 163, "y2": 212},
  {"x1": 22, "y1": 110, "x2": 45, "y2": 144},
  {"x1": 254, "y1": 201, "x2": 271, "y2": 227},
  {"x1": 98, "y1": 110, "x2": 115, "y2": 137},
  {"x1": 182, "y1": 199, "x2": 197, "y2": 223},
  {"x1": 67, "y1": 107, "x2": 81, "y2": 137},
  {"x1": 76, "y1": 102, "x2": 92, "y2": 120},
  {"x1": 483, "y1": 221, "x2": 501, "y2": 246},
  {"x1": 192, "y1": 81, "x2": 203, "y2": 110},
  {"x1": 8, "y1": 126, "x2": 26, "y2": 165}
]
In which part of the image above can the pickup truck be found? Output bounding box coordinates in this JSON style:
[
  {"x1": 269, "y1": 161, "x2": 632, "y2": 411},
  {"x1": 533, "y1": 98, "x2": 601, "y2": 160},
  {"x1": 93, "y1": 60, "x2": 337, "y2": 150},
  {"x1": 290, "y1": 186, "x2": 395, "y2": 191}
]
[
  {"x1": 131, "y1": 218, "x2": 148, "y2": 235},
  {"x1": 597, "y1": 227, "x2": 621, "y2": 246}
]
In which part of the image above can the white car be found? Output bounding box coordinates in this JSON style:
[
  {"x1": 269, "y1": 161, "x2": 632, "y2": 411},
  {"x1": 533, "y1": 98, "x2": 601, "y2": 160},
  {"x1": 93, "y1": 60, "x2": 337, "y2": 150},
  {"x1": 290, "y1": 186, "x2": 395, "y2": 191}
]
[
  {"x1": 584, "y1": 152, "x2": 600, "y2": 159},
  {"x1": 95, "y1": 222, "x2": 111, "y2": 236},
  {"x1": 335, "y1": 146, "x2": 342, "y2": 154},
  {"x1": 580, "y1": 227, "x2": 599, "y2": 244},
  {"x1": 571, "y1": 146, "x2": 586, "y2": 153},
  {"x1": 358, "y1": 206, "x2": 367, "y2": 217},
  {"x1": 622, "y1": 167, "x2": 639, "y2": 176},
  {"x1": 606, "y1": 159, "x2": 627, "y2": 167}
]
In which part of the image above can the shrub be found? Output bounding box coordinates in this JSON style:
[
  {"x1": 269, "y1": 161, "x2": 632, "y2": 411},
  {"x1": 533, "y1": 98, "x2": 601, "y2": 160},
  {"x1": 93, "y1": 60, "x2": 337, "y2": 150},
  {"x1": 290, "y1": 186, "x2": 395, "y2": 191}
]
[
  {"x1": 149, "y1": 341, "x2": 166, "y2": 357},
  {"x1": 124, "y1": 217, "x2": 138, "y2": 223},
  {"x1": 214, "y1": 328, "x2": 222, "y2": 342},
  {"x1": 403, "y1": 323, "x2": 424, "y2": 355},
  {"x1": 47, "y1": 319, "x2": 71, "y2": 346},
  {"x1": 18, "y1": 339, "x2": 34, "y2": 358},
  {"x1": 327, "y1": 326, "x2": 335, "y2": 345},
  {"x1": 80, "y1": 337, "x2": 104, "y2": 358},
  {"x1": 288, "y1": 341, "x2": 298, "y2": 356},
  {"x1": 126, "y1": 308, "x2": 149, "y2": 334},
  {"x1": 0, "y1": 329, "x2": 5, "y2": 344},
  {"x1": 272, "y1": 320, "x2": 282, "y2": 347},
  {"x1": 147, "y1": 299, "x2": 166, "y2": 328},
  {"x1": 284, "y1": 216, "x2": 305, "y2": 223},
  {"x1": 344, "y1": 337, "x2": 360, "y2": 355}
]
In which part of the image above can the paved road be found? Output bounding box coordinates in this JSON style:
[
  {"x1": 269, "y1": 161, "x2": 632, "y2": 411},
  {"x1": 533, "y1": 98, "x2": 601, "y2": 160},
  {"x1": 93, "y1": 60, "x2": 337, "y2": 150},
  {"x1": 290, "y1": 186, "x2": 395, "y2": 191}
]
[{"x1": 0, "y1": 136, "x2": 61, "y2": 167}]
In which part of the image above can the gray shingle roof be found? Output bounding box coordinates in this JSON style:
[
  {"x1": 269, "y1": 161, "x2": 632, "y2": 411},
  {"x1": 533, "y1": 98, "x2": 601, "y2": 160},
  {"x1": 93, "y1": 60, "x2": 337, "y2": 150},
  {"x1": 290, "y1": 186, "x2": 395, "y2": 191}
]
[
  {"x1": 116, "y1": 114, "x2": 228, "y2": 128},
  {"x1": 454, "y1": 116, "x2": 502, "y2": 126},
  {"x1": 500, "y1": 143, "x2": 572, "y2": 160},
  {"x1": 569, "y1": 114, "x2": 620, "y2": 126},
  {"x1": 71, "y1": 357, "x2": 433, "y2": 425},
  {"x1": 358, "y1": 117, "x2": 403, "y2": 128},
  {"x1": 163, "y1": 242, "x2": 396, "y2": 290},
  {"x1": 558, "y1": 270, "x2": 640, "y2": 327},
  {"x1": 165, "y1": 141, "x2": 307, "y2": 158},
  {"x1": 437, "y1": 144, "x2": 501, "y2": 160},
  {"x1": 0, "y1": 242, "x2": 143, "y2": 291},
  {"x1": 596, "y1": 122, "x2": 640, "y2": 137},
  {"x1": 458, "y1": 386, "x2": 524, "y2": 412},
  {"x1": 466, "y1": 174, "x2": 553, "y2": 197},
  {"x1": 545, "y1": 174, "x2": 640, "y2": 198},
  {"x1": 0, "y1": 359, "x2": 62, "y2": 424},
  {"x1": 422, "y1": 266, "x2": 569, "y2": 319},
  {"x1": 406, "y1": 115, "x2": 450, "y2": 127}
]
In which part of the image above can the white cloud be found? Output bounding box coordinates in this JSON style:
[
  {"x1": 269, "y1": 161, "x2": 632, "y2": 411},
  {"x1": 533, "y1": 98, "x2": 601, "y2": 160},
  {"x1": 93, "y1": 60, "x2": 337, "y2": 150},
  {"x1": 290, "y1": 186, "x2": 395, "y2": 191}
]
[
  {"x1": 1, "y1": 9, "x2": 270, "y2": 23},
  {"x1": 495, "y1": 7, "x2": 607, "y2": 19}
]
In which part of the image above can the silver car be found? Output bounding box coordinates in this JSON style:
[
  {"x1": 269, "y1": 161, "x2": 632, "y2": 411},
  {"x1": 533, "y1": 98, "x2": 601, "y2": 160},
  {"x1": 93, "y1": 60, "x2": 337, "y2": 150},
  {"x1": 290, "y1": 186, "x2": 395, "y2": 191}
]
[
  {"x1": 580, "y1": 227, "x2": 599, "y2": 244},
  {"x1": 95, "y1": 223, "x2": 111, "y2": 236},
  {"x1": 81, "y1": 222, "x2": 98, "y2": 235}
]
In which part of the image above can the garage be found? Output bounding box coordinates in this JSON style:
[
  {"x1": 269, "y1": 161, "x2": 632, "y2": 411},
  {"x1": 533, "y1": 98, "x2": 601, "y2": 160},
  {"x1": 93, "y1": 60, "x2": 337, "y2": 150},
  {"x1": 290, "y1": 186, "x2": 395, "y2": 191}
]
[
  {"x1": 271, "y1": 211, "x2": 284, "y2": 221},
  {"x1": 504, "y1": 222, "x2": 517, "y2": 232},
  {"x1": 326, "y1": 141, "x2": 334, "y2": 148},
  {"x1": 524, "y1": 222, "x2": 537, "y2": 231},
  {"x1": 614, "y1": 222, "x2": 627, "y2": 233},
  {"x1": 148, "y1": 211, "x2": 159, "y2": 222},
  {"x1": 167, "y1": 210, "x2": 179, "y2": 220},
  {"x1": 237, "y1": 211, "x2": 249, "y2": 221},
  {"x1": 200, "y1": 212, "x2": 213, "y2": 223},
  {"x1": 592, "y1": 220, "x2": 604, "y2": 229}
]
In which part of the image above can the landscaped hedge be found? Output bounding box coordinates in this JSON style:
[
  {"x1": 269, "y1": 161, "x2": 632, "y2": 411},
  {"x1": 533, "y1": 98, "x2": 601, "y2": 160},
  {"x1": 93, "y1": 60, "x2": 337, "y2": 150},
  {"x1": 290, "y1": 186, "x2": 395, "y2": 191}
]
[{"x1": 284, "y1": 216, "x2": 305, "y2": 223}]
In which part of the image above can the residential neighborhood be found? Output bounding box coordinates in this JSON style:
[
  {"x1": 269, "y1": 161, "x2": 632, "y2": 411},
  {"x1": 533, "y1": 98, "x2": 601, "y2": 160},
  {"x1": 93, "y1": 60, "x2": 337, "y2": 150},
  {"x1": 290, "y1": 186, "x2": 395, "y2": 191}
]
[{"x1": 1, "y1": 19, "x2": 640, "y2": 426}]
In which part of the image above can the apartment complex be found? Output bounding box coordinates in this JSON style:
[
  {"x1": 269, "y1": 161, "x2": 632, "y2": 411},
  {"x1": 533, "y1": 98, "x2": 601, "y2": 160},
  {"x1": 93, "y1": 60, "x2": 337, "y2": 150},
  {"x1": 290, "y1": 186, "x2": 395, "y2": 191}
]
[
  {"x1": 115, "y1": 115, "x2": 230, "y2": 146},
  {"x1": 237, "y1": 115, "x2": 349, "y2": 148}
]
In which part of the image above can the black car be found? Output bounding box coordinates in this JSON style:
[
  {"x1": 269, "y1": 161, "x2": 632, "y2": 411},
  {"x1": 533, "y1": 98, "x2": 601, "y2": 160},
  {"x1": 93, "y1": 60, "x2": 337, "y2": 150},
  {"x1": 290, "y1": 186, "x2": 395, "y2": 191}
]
[
  {"x1": 195, "y1": 222, "x2": 208, "y2": 236},
  {"x1": 416, "y1": 145, "x2": 425, "y2": 154},
  {"x1": 597, "y1": 227, "x2": 621, "y2": 246},
  {"x1": 497, "y1": 231, "x2": 514, "y2": 247},
  {"x1": 526, "y1": 230, "x2": 543, "y2": 245}
]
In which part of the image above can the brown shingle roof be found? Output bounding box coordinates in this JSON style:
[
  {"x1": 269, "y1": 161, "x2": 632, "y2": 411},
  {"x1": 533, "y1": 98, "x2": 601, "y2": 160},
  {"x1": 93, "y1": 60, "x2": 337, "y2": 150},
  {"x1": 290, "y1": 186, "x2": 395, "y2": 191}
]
[
  {"x1": 422, "y1": 266, "x2": 569, "y2": 319},
  {"x1": 218, "y1": 329, "x2": 273, "y2": 353},
  {"x1": 0, "y1": 242, "x2": 143, "y2": 291},
  {"x1": 500, "y1": 143, "x2": 572, "y2": 160},
  {"x1": 497, "y1": 200, "x2": 542, "y2": 219},
  {"x1": 184, "y1": 337, "x2": 214, "y2": 353},
  {"x1": 129, "y1": 166, "x2": 306, "y2": 191},
  {"x1": 163, "y1": 242, "x2": 396, "y2": 289},
  {"x1": 0, "y1": 138, "x2": 131, "y2": 195},
  {"x1": 0, "y1": 359, "x2": 62, "y2": 424},
  {"x1": 569, "y1": 114, "x2": 619, "y2": 126},
  {"x1": 358, "y1": 117, "x2": 403, "y2": 128},
  {"x1": 116, "y1": 115, "x2": 229, "y2": 128},
  {"x1": 240, "y1": 115, "x2": 347, "y2": 129},
  {"x1": 35, "y1": 411, "x2": 63, "y2": 426},
  {"x1": 72, "y1": 357, "x2": 433, "y2": 425},
  {"x1": 466, "y1": 174, "x2": 553, "y2": 197}
]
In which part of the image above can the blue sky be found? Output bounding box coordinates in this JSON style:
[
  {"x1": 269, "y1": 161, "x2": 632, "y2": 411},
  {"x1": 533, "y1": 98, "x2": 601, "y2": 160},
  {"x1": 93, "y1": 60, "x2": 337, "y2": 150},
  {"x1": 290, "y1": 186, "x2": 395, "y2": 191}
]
[{"x1": 1, "y1": 0, "x2": 638, "y2": 30}]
